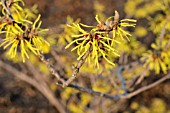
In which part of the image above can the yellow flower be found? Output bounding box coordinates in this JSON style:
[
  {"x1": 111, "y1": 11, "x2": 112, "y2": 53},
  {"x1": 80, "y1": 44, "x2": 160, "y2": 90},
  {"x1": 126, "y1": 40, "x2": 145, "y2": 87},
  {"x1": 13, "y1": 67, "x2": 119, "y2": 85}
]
[
  {"x1": 65, "y1": 11, "x2": 136, "y2": 67},
  {"x1": 141, "y1": 39, "x2": 170, "y2": 74},
  {"x1": 0, "y1": 33, "x2": 38, "y2": 62},
  {"x1": 28, "y1": 14, "x2": 50, "y2": 53},
  {"x1": 0, "y1": 15, "x2": 49, "y2": 62},
  {"x1": 65, "y1": 23, "x2": 119, "y2": 67}
]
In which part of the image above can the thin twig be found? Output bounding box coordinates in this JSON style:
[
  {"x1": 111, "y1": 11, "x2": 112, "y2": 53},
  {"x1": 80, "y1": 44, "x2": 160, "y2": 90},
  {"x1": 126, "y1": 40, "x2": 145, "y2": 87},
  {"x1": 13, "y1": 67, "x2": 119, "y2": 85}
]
[
  {"x1": 122, "y1": 73, "x2": 170, "y2": 99},
  {"x1": 62, "y1": 46, "x2": 92, "y2": 87},
  {"x1": 1, "y1": 0, "x2": 14, "y2": 20},
  {"x1": 39, "y1": 53, "x2": 66, "y2": 84},
  {"x1": 108, "y1": 73, "x2": 121, "y2": 91},
  {"x1": 67, "y1": 84, "x2": 122, "y2": 100}
]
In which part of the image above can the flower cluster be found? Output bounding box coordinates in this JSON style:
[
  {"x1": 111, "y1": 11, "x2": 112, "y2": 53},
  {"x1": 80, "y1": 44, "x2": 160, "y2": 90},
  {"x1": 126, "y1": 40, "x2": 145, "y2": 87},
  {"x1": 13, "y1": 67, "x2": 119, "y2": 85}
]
[
  {"x1": 142, "y1": 38, "x2": 170, "y2": 74},
  {"x1": 0, "y1": 0, "x2": 49, "y2": 62},
  {"x1": 65, "y1": 11, "x2": 136, "y2": 67}
]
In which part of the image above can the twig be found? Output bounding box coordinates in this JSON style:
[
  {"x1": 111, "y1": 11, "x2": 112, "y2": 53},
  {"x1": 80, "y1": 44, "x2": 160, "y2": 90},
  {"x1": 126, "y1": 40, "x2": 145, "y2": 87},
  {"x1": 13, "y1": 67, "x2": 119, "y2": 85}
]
[
  {"x1": 133, "y1": 67, "x2": 149, "y2": 86},
  {"x1": 1, "y1": 0, "x2": 14, "y2": 20},
  {"x1": 62, "y1": 46, "x2": 92, "y2": 87},
  {"x1": 108, "y1": 72, "x2": 121, "y2": 91},
  {"x1": 122, "y1": 73, "x2": 170, "y2": 99},
  {"x1": 39, "y1": 45, "x2": 92, "y2": 88},
  {"x1": 67, "y1": 84, "x2": 122, "y2": 100},
  {"x1": 39, "y1": 53, "x2": 66, "y2": 84}
]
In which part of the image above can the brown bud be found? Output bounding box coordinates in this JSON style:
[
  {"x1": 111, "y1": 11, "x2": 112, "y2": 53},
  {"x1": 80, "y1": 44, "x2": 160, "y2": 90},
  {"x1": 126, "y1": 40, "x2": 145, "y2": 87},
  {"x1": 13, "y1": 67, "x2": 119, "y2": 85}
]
[{"x1": 114, "y1": 10, "x2": 119, "y2": 23}]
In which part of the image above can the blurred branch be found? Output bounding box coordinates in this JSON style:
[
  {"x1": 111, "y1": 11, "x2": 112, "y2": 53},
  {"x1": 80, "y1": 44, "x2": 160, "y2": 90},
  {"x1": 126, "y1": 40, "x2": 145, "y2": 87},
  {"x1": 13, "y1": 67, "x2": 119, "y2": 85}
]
[
  {"x1": 67, "y1": 84, "x2": 121, "y2": 100},
  {"x1": 51, "y1": 50, "x2": 65, "y2": 69},
  {"x1": 122, "y1": 73, "x2": 170, "y2": 99},
  {"x1": 116, "y1": 66, "x2": 128, "y2": 94},
  {"x1": 108, "y1": 72, "x2": 121, "y2": 91},
  {"x1": 25, "y1": 62, "x2": 50, "y2": 89},
  {"x1": 159, "y1": 23, "x2": 166, "y2": 41},
  {"x1": 0, "y1": 60, "x2": 66, "y2": 113},
  {"x1": 131, "y1": 67, "x2": 149, "y2": 87}
]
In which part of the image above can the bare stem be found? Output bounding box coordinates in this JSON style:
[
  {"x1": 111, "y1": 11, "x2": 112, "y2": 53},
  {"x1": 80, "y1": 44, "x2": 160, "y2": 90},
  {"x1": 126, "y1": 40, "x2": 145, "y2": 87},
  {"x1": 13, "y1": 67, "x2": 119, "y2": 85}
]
[{"x1": 62, "y1": 46, "x2": 92, "y2": 87}]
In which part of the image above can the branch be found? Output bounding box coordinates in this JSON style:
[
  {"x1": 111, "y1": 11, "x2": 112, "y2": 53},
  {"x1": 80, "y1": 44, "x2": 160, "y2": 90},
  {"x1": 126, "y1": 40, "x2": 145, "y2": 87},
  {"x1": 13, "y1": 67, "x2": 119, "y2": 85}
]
[
  {"x1": 39, "y1": 46, "x2": 92, "y2": 88},
  {"x1": 60, "y1": 73, "x2": 170, "y2": 100},
  {"x1": 62, "y1": 46, "x2": 92, "y2": 87},
  {"x1": 122, "y1": 74, "x2": 170, "y2": 99},
  {"x1": 67, "y1": 84, "x2": 121, "y2": 100},
  {"x1": 38, "y1": 49, "x2": 170, "y2": 100}
]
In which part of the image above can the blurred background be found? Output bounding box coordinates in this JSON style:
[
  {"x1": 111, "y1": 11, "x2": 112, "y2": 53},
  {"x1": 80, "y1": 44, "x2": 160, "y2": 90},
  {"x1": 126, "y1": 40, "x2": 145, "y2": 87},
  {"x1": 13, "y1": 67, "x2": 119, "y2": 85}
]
[{"x1": 0, "y1": 0, "x2": 170, "y2": 113}]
